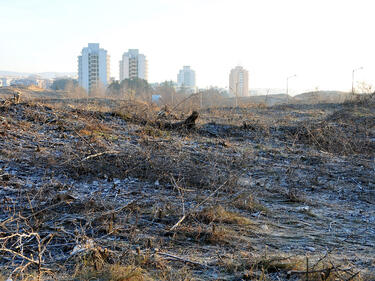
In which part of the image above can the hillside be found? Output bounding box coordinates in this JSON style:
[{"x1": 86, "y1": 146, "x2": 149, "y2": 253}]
[
  {"x1": 0, "y1": 85, "x2": 67, "y2": 99},
  {"x1": 0, "y1": 70, "x2": 76, "y2": 79},
  {"x1": 293, "y1": 91, "x2": 351, "y2": 103},
  {"x1": 226, "y1": 91, "x2": 352, "y2": 106},
  {"x1": 248, "y1": 93, "x2": 290, "y2": 105}
]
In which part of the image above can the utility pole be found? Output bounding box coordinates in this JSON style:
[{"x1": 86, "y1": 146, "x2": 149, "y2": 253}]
[
  {"x1": 265, "y1": 88, "x2": 270, "y2": 106},
  {"x1": 286, "y1": 74, "x2": 297, "y2": 103},
  {"x1": 235, "y1": 82, "x2": 239, "y2": 108},
  {"x1": 229, "y1": 85, "x2": 238, "y2": 108},
  {"x1": 352, "y1": 67, "x2": 363, "y2": 94}
]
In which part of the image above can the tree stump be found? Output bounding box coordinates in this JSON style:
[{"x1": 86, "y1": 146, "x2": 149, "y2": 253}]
[
  {"x1": 14, "y1": 92, "x2": 21, "y2": 104},
  {"x1": 161, "y1": 111, "x2": 199, "y2": 130}
]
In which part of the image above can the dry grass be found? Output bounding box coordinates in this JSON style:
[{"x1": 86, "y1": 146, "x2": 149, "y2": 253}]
[
  {"x1": 0, "y1": 96, "x2": 374, "y2": 280},
  {"x1": 173, "y1": 225, "x2": 233, "y2": 245},
  {"x1": 196, "y1": 205, "x2": 253, "y2": 225},
  {"x1": 232, "y1": 192, "x2": 269, "y2": 213},
  {"x1": 73, "y1": 264, "x2": 152, "y2": 281},
  {"x1": 287, "y1": 120, "x2": 374, "y2": 155}
]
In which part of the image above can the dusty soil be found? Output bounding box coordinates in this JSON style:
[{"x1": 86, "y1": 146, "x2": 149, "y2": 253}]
[{"x1": 0, "y1": 96, "x2": 374, "y2": 280}]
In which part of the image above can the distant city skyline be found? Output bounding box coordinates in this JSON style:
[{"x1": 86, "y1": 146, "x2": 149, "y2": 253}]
[{"x1": 1, "y1": 0, "x2": 374, "y2": 92}]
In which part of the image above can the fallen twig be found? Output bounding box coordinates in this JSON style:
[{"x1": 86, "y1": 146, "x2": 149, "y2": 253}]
[
  {"x1": 82, "y1": 150, "x2": 121, "y2": 161},
  {"x1": 94, "y1": 199, "x2": 136, "y2": 220},
  {"x1": 157, "y1": 252, "x2": 206, "y2": 267},
  {"x1": 170, "y1": 180, "x2": 228, "y2": 231},
  {"x1": 344, "y1": 271, "x2": 361, "y2": 281},
  {"x1": 287, "y1": 266, "x2": 352, "y2": 275}
]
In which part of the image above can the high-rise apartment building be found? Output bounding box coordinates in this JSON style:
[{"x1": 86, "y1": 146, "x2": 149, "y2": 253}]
[
  {"x1": 177, "y1": 66, "x2": 196, "y2": 90},
  {"x1": 119, "y1": 49, "x2": 148, "y2": 81},
  {"x1": 78, "y1": 43, "x2": 110, "y2": 93},
  {"x1": 229, "y1": 66, "x2": 249, "y2": 97}
]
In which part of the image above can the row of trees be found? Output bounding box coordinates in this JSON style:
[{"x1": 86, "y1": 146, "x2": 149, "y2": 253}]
[
  {"x1": 51, "y1": 77, "x2": 230, "y2": 107},
  {"x1": 106, "y1": 78, "x2": 229, "y2": 107},
  {"x1": 106, "y1": 78, "x2": 151, "y2": 100},
  {"x1": 51, "y1": 78, "x2": 87, "y2": 98}
]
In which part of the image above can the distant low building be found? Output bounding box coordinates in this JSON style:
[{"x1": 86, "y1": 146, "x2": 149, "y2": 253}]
[
  {"x1": 150, "y1": 81, "x2": 178, "y2": 90},
  {"x1": 151, "y1": 94, "x2": 161, "y2": 104},
  {"x1": 44, "y1": 79, "x2": 54, "y2": 89},
  {"x1": 0, "y1": 78, "x2": 13, "y2": 87},
  {"x1": 11, "y1": 78, "x2": 38, "y2": 87},
  {"x1": 9, "y1": 78, "x2": 52, "y2": 89}
]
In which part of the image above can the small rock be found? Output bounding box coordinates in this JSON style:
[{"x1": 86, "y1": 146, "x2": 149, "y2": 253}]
[
  {"x1": 251, "y1": 211, "x2": 262, "y2": 218},
  {"x1": 261, "y1": 224, "x2": 269, "y2": 231},
  {"x1": 296, "y1": 206, "x2": 310, "y2": 212}
]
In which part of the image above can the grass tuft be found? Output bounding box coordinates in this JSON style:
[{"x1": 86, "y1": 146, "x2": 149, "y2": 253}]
[
  {"x1": 197, "y1": 205, "x2": 253, "y2": 225},
  {"x1": 73, "y1": 264, "x2": 152, "y2": 281}
]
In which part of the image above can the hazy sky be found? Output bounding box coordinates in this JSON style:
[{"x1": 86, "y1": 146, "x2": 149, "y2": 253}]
[{"x1": 1, "y1": 0, "x2": 374, "y2": 92}]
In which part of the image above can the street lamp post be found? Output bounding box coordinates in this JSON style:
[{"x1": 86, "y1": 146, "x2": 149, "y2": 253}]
[
  {"x1": 286, "y1": 74, "x2": 297, "y2": 103},
  {"x1": 229, "y1": 83, "x2": 239, "y2": 108},
  {"x1": 235, "y1": 82, "x2": 239, "y2": 108},
  {"x1": 352, "y1": 67, "x2": 363, "y2": 94}
]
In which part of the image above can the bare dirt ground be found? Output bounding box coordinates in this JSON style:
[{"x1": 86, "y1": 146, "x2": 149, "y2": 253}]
[{"x1": 0, "y1": 95, "x2": 374, "y2": 280}]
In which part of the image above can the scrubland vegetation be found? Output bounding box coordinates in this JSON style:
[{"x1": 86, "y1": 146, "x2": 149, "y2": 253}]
[{"x1": 0, "y1": 87, "x2": 374, "y2": 280}]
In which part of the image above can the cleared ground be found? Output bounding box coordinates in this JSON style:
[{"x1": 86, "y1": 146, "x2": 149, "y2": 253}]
[{"x1": 0, "y1": 95, "x2": 374, "y2": 280}]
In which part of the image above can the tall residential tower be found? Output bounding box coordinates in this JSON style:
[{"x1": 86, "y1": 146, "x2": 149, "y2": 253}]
[
  {"x1": 229, "y1": 66, "x2": 249, "y2": 97},
  {"x1": 119, "y1": 49, "x2": 148, "y2": 81},
  {"x1": 78, "y1": 43, "x2": 110, "y2": 94},
  {"x1": 177, "y1": 66, "x2": 196, "y2": 92}
]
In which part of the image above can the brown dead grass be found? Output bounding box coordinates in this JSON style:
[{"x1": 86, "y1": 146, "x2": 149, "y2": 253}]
[
  {"x1": 232, "y1": 192, "x2": 269, "y2": 213},
  {"x1": 197, "y1": 205, "x2": 253, "y2": 225},
  {"x1": 173, "y1": 225, "x2": 233, "y2": 245},
  {"x1": 73, "y1": 264, "x2": 153, "y2": 281},
  {"x1": 1, "y1": 97, "x2": 374, "y2": 280}
]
